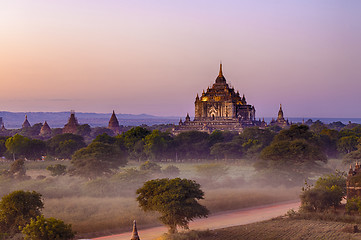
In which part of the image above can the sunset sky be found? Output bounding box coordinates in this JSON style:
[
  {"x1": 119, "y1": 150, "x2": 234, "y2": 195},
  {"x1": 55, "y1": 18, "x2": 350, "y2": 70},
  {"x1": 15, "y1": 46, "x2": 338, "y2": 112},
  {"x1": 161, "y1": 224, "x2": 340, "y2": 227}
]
[{"x1": 1, "y1": 1, "x2": 361, "y2": 118}]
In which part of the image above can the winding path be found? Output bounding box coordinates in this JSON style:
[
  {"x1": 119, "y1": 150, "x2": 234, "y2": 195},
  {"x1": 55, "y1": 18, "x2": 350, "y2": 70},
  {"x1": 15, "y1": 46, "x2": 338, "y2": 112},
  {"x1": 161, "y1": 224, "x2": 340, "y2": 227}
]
[{"x1": 92, "y1": 200, "x2": 300, "y2": 240}]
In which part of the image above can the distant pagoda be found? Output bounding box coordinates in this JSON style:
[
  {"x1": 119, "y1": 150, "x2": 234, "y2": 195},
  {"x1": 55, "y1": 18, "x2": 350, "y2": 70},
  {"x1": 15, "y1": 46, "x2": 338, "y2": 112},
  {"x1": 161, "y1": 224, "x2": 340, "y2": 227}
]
[
  {"x1": 22, "y1": 115, "x2": 31, "y2": 128},
  {"x1": 39, "y1": 121, "x2": 52, "y2": 137},
  {"x1": 108, "y1": 110, "x2": 121, "y2": 134},
  {"x1": 269, "y1": 104, "x2": 290, "y2": 128},
  {"x1": 63, "y1": 111, "x2": 79, "y2": 134}
]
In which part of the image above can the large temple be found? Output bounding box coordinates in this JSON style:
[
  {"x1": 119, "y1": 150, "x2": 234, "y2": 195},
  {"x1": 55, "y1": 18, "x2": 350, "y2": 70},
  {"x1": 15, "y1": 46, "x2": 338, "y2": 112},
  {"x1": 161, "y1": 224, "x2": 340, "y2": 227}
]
[{"x1": 173, "y1": 64, "x2": 259, "y2": 134}]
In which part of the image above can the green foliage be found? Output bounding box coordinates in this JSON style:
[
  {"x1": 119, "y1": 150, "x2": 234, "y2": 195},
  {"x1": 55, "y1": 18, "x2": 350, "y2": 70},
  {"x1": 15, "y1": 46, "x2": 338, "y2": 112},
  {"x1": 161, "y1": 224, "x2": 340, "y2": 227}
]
[
  {"x1": 47, "y1": 134, "x2": 86, "y2": 159},
  {"x1": 5, "y1": 134, "x2": 28, "y2": 160},
  {"x1": 8, "y1": 159, "x2": 27, "y2": 179},
  {"x1": 93, "y1": 133, "x2": 116, "y2": 144},
  {"x1": 337, "y1": 136, "x2": 359, "y2": 154},
  {"x1": 210, "y1": 142, "x2": 241, "y2": 159},
  {"x1": 71, "y1": 142, "x2": 127, "y2": 178},
  {"x1": 0, "y1": 137, "x2": 9, "y2": 157},
  {"x1": 144, "y1": 130, "x2": 174, "y2": 160},
  {"x1": 344, "y1": 148, "x2": 361, "y2": 164},
  {"x1": 261, "y1": 139, "x2": 327, "y2": 164},
  {"x1": 174, "y1": 131, "x2": 210, "y2": 160},
  {"x1": 76, "y1": 124, "x2": 91, "y2": 137},
  {"x1": 22, "y1": 215, "x2": 75, "y2": 240},
  {"x1": 274, "y1": 125, "x2": 315, "y2": 142},
  {"x1": 0, "y1": 190, "x2": 43, "y2": 235},
  {"x1": 136, "y1": 178, "x2": 209, "y2": 233},
  {"x1": 345, "y1": 197, "x2": 361, "y2": 214},
  {"x1": 300, "y1": 172, "x2": 346, "y2": 212},
  {"x1": 140, "y1": 160, "x2": 162, "y2": 173},
  {"x1": 120, "y1": 127, "x2": 151, "y2": 160},
  {"x1": 46, "y1": 164, "x2": 67, "y2": 176}
]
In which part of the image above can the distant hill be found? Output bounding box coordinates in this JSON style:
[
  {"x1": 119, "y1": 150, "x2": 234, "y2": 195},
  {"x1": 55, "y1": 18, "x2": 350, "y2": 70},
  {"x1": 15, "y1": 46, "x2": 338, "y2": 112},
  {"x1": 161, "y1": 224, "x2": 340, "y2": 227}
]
[
  {"x1": 0, "y1": 111, "x2": 180, "y2": 129},
  {"x1": 1, "y1": 111, "x2": 360, "y2": 129}
]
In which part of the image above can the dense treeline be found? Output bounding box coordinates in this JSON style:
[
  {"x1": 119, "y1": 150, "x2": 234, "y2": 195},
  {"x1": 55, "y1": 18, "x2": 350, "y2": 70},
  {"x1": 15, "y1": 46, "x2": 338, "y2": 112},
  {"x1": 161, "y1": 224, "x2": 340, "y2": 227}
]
[{"x1": 0, "y1": 120, "x2": 361, "y2": 179}]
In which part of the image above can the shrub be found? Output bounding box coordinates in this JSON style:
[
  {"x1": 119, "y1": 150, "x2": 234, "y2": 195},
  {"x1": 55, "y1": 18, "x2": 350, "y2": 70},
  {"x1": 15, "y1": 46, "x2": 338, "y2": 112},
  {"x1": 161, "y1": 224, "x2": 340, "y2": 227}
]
[
  {"x1": 46, "y1": 164, "x2": 67, "y2": 176},
  {"x1": 22, "y1": 215, "x2": 75, "y2": 240}
]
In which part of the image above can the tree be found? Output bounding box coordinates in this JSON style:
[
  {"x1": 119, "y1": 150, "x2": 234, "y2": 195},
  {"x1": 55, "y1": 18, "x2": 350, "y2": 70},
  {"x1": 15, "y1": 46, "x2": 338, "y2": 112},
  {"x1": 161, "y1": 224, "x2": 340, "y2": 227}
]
[
  {"x1": 174, "y1": 131, "x2": 210, "y2": 160},
  {"x1": 210, "y1": 142, "x2": 241, "y2": 159},
  {"x1": 274, "y1": 124, "x2": 315, "y2": 142},
  {"x1": 337, "y1": 136, "x2": 359, "y2": 154},
  {"x1": 144, "y1": 130, "x2": 174, "y2": 160},
  {"x1": 136, "y1": 178, "x2": 209, "y2": 233},
  {"x1": 46, "y1": 164, "x2": 67, "y2": 176},
  {"x1": 47, "y1": 133, "x2": 86, "y2": 159},
  {"x1": 0, "y1": 137, "x2": 9, "y2": 157},
  {"x1": 300, "y1": 172, "x2": 346, "y2": 212},
  {"x1": 261, "y1": 139, "x2": 327, "y2": 164},
  {"x1": 22, "y1": 215, "x2": 75, "y2": 240},
  {"x1": 0, "y1": 190, "x2": 43, "y2": 235},
  {"x1": 139, "y1": 160, "x2": 162, "y2": 173},
  {"x1": 71, "y1": 142, "x2": 127, "y2": 178},
  {"x1": 8, "y1": 159, "x2": 27, "y2": 178},
  {"x1": 76, "y1": 124, "x2": 91, "y2": 137},
  {"x1": 5, "y1": 134, "x2": 29, "y2": 160},
  {"x1": 120, "y1": 127, "x2": 151, "y2": 160}
]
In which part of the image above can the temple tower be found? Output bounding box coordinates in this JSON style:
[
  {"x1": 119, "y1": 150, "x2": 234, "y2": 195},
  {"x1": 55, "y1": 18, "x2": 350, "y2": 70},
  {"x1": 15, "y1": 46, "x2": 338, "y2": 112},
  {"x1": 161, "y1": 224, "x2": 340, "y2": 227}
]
[
  {"x1": 40, "y1": 121, "x2": 52, "y2": 137},
  {"x1": 22, "y1": 115, "x2": 31, "y2": 128},
  {"x1": 108, "y1": 110, "x2": 121, "y2": 134},
  {"x1": 63, "y1": 111, "x2": 79, "y2": 134}
]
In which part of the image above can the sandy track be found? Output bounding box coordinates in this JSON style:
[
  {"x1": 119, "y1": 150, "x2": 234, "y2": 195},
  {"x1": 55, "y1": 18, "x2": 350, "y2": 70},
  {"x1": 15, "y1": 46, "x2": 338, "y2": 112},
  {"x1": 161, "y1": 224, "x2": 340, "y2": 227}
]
[{"x1": 92, "y1": 201, "x2": 300, "y2": 240}]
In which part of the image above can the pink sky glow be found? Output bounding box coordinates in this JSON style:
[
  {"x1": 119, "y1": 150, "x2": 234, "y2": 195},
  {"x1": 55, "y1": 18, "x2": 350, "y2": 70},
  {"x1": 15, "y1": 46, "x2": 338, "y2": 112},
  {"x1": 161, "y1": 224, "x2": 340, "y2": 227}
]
[{"x1": 1, "y1": 0, "x2": 361, "y2": 118}]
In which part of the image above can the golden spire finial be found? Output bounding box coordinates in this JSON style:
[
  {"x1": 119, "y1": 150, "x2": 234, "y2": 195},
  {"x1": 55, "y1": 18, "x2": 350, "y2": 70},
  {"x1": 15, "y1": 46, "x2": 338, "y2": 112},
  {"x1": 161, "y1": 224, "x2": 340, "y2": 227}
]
[{"x1": 219, "y1": 62, "x2": 223, "y2": 77}]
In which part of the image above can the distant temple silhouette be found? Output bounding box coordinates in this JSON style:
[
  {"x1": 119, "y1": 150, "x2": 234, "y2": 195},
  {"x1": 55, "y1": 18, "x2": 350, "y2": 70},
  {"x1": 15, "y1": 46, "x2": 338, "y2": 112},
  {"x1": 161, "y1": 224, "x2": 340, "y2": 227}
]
[
  {"x1": 269, "y1": 104, "x2": 290, "y2": 128},
  {"x1": 108, "y1": 110, "x2": 121, "y2": 134},
  {"x1": 40, "y1": 121, "x2": 52, "y2": 137},
  {"x1": 22, "y1": 115, "x2": 31, "y2": 129},
  {"x1": 63, "y1": 111, "x2": 79, "y2": 134}
]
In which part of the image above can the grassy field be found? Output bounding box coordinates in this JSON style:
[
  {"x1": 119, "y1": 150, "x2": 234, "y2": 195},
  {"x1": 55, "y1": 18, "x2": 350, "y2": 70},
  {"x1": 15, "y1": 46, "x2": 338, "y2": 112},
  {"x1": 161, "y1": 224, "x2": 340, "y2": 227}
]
[
  {"x1": 160, "y1": 218, "x2": 361, "y2": 240},
  {"x1": 0, "y1": 159, "x2": 327, "y2": 238}
]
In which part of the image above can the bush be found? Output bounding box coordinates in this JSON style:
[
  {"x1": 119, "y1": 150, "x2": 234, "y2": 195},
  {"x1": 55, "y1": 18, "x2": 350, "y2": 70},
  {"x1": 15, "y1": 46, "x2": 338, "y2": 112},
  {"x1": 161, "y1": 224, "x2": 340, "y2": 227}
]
[
  {"x1": 22, "y1": 215, "x2": 75, "y2": 240},
  {"x1": 139, "y1": 160, "x2": 162, "y2": 173},
  {"x1": 300, "y1": 172, "x2": 346, "y2": 212},
  {"x1": 346, "y1": 197, "x2": 361, "y2": 214},
  {"x1": 46, "y1": 164, "x2": 67, "y2": 176},
  {"x1": 0, "y1": 190, "x2": 43, "y2": 235}
]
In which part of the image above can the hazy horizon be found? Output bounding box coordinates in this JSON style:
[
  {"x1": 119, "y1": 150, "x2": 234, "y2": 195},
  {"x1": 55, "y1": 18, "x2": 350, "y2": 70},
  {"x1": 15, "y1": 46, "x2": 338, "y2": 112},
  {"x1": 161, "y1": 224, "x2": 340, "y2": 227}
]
[{"x1": 1, "y1": 1, "x2": 361, "y2": 118}]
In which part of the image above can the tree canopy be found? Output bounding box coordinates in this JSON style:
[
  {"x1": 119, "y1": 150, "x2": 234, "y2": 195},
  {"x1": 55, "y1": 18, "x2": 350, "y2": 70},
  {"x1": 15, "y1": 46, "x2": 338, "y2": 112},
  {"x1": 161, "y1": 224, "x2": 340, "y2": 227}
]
[
  {"x1": 22, "y1": 215, "x2": 75, "y2": 240},
  {"x1": 71, "y1": 142, "x2": 127, "y2": 178},
  {"x1": 0, "y1": 190, "x2": 43, "y2": 235},
  {"x1": 136, "y1": 178, "x2": 209, "y2": 233}
]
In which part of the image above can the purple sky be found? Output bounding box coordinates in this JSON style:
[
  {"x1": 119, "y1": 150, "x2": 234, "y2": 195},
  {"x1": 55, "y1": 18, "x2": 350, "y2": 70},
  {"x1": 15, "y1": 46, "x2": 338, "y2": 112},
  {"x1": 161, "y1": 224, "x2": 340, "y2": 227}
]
[{"x1": 1, "y1": 1, "x2": 361, "y2": 118}]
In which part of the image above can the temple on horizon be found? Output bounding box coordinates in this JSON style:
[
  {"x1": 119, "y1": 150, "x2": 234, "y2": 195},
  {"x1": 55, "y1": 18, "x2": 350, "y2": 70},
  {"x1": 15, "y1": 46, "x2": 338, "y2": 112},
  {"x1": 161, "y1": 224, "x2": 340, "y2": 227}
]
[{"x1": 173, "y1": 64, "x2": 259, "y2": 134}]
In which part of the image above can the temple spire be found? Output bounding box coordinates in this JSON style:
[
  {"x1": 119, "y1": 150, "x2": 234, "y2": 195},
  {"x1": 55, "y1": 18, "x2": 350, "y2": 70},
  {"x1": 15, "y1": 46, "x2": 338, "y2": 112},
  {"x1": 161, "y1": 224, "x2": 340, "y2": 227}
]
[
  {"x1": 130, "y1": 220, "x2": 140, "y2": 240},
  {"x1": 219, "y1": 62, "x2": 223, "y2": 77}
]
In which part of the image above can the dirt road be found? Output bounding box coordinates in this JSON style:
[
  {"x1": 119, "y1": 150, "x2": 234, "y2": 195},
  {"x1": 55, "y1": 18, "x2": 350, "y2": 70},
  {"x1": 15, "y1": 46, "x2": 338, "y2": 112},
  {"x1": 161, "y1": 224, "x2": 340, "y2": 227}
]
[{"x1": 92, "y1": 201, "x2": 300, "y2": 240}]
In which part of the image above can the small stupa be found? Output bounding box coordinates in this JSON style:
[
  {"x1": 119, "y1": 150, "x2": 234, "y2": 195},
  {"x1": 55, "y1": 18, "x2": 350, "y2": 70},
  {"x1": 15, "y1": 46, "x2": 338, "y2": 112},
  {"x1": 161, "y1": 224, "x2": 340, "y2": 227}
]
[
  {"x1": 63, "y1": 111, "x2": 79, "y2": 134},
  {"x1": 22, "y1": 115, "x2": 31, "y2": 128},
  {"x1": 130, "y1": 220, "x2": 140, "y2": 240},
  {"x1": 108, "y1": 110, "x2": 121, "y2": 134},
  {"x1": 39, "y1": 121, "x2": 52, "y2": 137}
]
